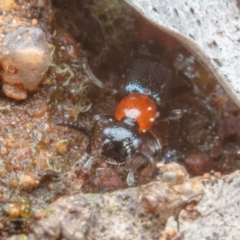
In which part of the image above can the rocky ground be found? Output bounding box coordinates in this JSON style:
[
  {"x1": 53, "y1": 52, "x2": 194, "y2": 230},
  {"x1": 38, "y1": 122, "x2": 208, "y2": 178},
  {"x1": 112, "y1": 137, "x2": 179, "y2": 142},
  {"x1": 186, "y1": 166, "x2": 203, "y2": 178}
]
[{"x1": 0, "y1": 0, "x2": 240, "y2": 239}]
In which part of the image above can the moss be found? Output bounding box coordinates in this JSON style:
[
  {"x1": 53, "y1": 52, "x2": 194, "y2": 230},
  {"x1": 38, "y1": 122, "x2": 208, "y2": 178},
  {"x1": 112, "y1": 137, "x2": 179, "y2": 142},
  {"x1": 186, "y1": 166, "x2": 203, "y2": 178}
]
[
  {"x1": 90, "y1": 0, "x2": 135, "y2": 51},
  {"x1": 19, "y1": 234, "x2": 28, "y2": 240}
]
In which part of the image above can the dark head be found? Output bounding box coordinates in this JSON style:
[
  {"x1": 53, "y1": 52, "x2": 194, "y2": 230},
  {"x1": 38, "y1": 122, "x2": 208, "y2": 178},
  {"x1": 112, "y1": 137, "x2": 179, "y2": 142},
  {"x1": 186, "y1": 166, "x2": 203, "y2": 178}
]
[{"x1": 101, "y1": 118, "x2": 143, "y2": 165}]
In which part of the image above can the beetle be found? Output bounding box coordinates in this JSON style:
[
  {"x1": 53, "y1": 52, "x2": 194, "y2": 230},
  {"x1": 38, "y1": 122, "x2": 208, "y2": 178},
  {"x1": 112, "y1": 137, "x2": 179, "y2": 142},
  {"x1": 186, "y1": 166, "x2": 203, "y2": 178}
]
[{"x1": 57, "y1": 43, "x2": 173, "y2": 185}]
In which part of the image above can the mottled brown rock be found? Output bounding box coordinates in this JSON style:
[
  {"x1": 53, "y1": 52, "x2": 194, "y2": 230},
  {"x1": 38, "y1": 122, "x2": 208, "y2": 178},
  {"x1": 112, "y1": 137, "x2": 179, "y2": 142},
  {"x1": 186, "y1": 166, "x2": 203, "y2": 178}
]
[
  {"x1": 0, "y1": 0, "x2": 16, "y2": 11},
  {"x1": 0, "y1": 18, "x2": 50, "y2": 100},
  {"x1": 8, "y1": 170, "x2": 240, "y2": 240},
  {"x1": 9, "y1": 187, "x2": 181, "y2": 240},
  {"x1": 34, "y1": 196, "x2": 90, "y2": 240},
  {"x1": 138, "y1": 163, "x2": 204, "y2": 212},
  {"x1": 2, "y1": 83, "x2": 27, "y2": 100}
]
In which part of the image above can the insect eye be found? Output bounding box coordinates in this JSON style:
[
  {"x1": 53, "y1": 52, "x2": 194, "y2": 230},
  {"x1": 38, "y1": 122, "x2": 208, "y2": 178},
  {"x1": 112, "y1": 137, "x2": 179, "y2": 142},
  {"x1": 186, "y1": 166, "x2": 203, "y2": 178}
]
[
  {"x1": 102, "y1": 127, "x2": 111, "y2": 141},
  {"x1": 132, "y1": 138, "x2": 142, "y2": 150}
]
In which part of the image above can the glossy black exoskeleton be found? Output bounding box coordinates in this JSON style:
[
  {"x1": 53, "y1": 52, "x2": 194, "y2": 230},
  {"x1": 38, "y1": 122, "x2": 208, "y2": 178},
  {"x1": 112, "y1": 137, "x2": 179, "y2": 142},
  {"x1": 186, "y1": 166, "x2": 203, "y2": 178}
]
[{"x1": 58, "y1": 42, "x2": 174, "y2": 185}]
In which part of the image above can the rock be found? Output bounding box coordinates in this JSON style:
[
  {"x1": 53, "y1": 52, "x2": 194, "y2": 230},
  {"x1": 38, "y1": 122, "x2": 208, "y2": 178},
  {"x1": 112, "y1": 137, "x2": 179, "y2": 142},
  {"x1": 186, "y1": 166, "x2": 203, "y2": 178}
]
[
  {"x1": 124, "y1": 0, "x2": 240, "y2": 107},
  {"x1": 6, "y1": 163, "x2": 202, "y2": 240},
  {"x1": 8, "y1": 168, "x2": 240, "y2": 239},
  {"x1": 12, "y1": 187, "x2": 181, "y2": 240},
  {"x1": 178, "y1": 171, "x2": 240, "y2": 239},
  {"x1": 138, "y1": 162, "x2": 204, "y2": 211},
  {"x1": 0, "y1": 22, "x2": 50, "y2": 100},
  {"x1": 2, "y1": 83, "x2": 27, "y2": 100},
  {"x1": 0, "y1": 0, "x2": 16, "y2": 11},
  {"x1": 34, "y1": 196, "x2": 91, "y2": 240}
]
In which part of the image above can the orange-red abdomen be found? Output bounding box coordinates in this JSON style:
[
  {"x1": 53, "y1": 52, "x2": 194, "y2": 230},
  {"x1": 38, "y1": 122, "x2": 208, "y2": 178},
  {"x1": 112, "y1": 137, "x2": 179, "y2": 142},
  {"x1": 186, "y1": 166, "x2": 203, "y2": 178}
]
[{"x1": 115, "y1": 93, "x2": 157, "y2": 132}]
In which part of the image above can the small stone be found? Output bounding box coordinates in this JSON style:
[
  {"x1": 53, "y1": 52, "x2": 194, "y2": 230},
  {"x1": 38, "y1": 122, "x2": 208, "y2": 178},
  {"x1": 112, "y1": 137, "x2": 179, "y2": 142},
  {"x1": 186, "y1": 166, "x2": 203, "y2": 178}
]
[
  {"x1": 185, "y1": 204, "x2": 195, "y2": 212},
  {"x1": 2, "y1": 83, "x2": 27, "y2": 100},
  {"x1": 0, "y1": 0, "x2": 16, "y2": 11},
  {"x1": 36, "y1": 0, "x2": 45, "y2": 8},
  {"x1": 0, "y1": 166, "x2": 7, "y2": 178},
  {"x1": 167, "y1": 229, "x2": 176, "y2": 237},
  {"x1": 162, "y1": 171, "x2": 178, "y2": 184},
  {"x1": 8, "y1": 205, "x2": 19, "y2": 218},
  {"x1": 159, "y1": 234, "x2": 167, "y2": 240},
  {"x1": 32, "y1": 19, "x2": 38, "y2": 25},
  {"x1": 141, "y1": 195, "x2": 159, "y2": 211},
  {"x1": 202, "y1": 173, "x2": 210, "y2": 178},
  {"x1": 0, "y1": 147, "x2": 8, "y2": 155},
  {"x1": 1, "y1": 232, "x2": 8, "y2": 238},
  {"x1": 21, "y1": 174, "x2": 36, "y2": 187},
  {"x1": 6, "y1": 139, "x2": 14, "y2": 147},
  {"x1": 10, "y1": 180, "x2": 18, "y2": 189},
  {"x1": 55, "y1": 140, "x2": 68, "y2": 154},
  {"x1": 162, "y1": 216, "x2": 178, "y2": 238},
  {"x1": 0, "y1": 223, "x2": 4, "y2": 230},
  {"x1": 185, "y1": 153, "x2": 213, "y2": 175},
  {"x1": 0, "y1": 25, "x2": 50, "y2": 100},
  {"x1": 48, "y1": 183, "x2": 54, "y2": 191},
  {"x1": 214, "y1": 172, "x2": 221, "y2": 178},
  {"x1": 33, "y1": 211, "x2": 44, "y2": 221}
]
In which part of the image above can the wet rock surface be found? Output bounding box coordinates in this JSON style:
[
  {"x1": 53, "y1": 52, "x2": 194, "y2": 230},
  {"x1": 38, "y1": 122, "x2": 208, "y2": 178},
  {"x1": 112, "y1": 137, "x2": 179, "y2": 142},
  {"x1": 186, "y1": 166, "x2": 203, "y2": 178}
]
[{"x1": 0, "y1": 16, "x2": 50, "y2": 100}]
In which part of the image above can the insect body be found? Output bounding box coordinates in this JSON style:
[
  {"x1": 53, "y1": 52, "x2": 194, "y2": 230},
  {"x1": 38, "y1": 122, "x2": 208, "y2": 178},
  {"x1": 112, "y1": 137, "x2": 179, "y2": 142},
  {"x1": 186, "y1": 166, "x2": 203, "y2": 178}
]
[{"x1": 58, "y1": 46, "x2": 173, "y2": 185}]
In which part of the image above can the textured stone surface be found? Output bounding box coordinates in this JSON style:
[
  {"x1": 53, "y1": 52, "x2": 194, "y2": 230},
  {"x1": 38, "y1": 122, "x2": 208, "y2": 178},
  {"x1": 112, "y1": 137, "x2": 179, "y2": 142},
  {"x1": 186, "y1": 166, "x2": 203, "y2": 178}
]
[
  {"x1": 8, "y1": 170, "x2": 240, "y2": 240},
  {"x1": 32, "y1": 188, "x2": 178, "y2": 240},
  {"x1": 124, "y1": 0, "x2": 240, "y2": 107},
  {"x1": 0, "y1": 0, "x2": 16, "y2": 11},
  {"x1": 0, "y1": 16, "x2": 50, "y2": 100},
  {"x1": 179, "y1": 172, "x2": 240, "y2": 239},
  {"x1": 34, "y1": 196, "x2": 91, "y2": 240},
  {"x1": 7, "y1": 187, "x2": 183, "y2": 240},
  {"x1": 138, "y1": 162, "x2": 203, "y2": 211}
]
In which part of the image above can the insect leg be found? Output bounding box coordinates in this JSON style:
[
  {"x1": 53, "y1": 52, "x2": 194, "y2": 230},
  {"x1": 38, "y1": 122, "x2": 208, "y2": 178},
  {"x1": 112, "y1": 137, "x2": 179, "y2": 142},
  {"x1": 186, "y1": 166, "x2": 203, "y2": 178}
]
[
  {"x1": 83, "y1": 156, "x2": 99, "y2": 172},
  {"x1": 140, "y1": 131, "x2": 162, "y2": 158}
]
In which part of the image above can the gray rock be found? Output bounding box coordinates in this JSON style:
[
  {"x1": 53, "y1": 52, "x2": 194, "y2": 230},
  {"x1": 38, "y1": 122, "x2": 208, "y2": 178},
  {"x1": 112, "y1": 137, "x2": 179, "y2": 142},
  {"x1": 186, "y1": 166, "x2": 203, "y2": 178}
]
[
  {"x1": 8, "y1": 169, "x2": 240, "y2": 240},
  {"x1": 179, "y1": 172, "x2": 240, "y2": 239},
  {"x1": 31, "y1": 188, "x2": 179, "y2": 240},
  {"x1": 124, "y1": 0, "x2": 240, "y2": 107}
]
